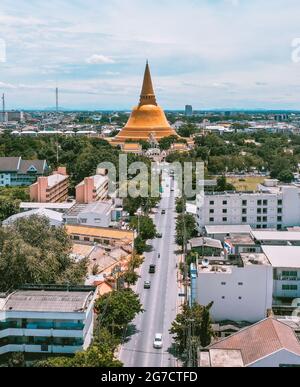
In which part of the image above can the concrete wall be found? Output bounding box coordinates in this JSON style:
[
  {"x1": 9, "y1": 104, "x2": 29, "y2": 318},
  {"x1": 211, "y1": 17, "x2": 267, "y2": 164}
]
[{"x1": 196, "y1": 264, "x2": 273, "y2": 323}]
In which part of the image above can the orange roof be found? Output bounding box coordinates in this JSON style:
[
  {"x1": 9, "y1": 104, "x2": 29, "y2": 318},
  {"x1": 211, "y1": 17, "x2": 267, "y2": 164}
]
[
  {"x1": 209, "y1": 318, "x2": 300, "y2": 366},
  {"x1": 123, "y1": 143, "x2": 142, "y2": 151},
  {"x1": 65, "y1": 224, "x2": 134, "y2": 242}
]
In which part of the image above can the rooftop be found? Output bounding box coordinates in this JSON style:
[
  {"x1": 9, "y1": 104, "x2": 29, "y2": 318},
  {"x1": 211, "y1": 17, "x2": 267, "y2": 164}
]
[
  {"x1": 76, "y1": 174, "x2": 108, "y2": 188},
  {"x1": 225, "y1": 234, "x2": 256, "y2": 246},
  {"x1": 205, "y1": 225, "x2": 252, "y2": 235},
  {"x1": 65, "y1": 201, "x2": 112, "y2": 217},
  {"x1": 252, "y1": 231, "x2": 300, "y2": 242},
  {"x1": 2, "y1": 289, "x2": 95, "y2": 313},
  {"x1": 209, "y1": 318, "x2": 300, "y2": 366},
  {"x1": 189, "y1": 237, "x2": 223, "y2": 250},
  {"x1": 47, "y1": 173, "x2": 68, "y2": 188},
  {"x1": 20, "y1": 202, "x2": 75, "y2": 210},
  {"x1": 2, "y1": 208, "x2": 63, "y2": 225},
  {"x1": 262, "y1": 245, "x2": 300, "y2": 268},
  {"x1": 65, "y1": 224, "x2": 134, "y2": 242}
]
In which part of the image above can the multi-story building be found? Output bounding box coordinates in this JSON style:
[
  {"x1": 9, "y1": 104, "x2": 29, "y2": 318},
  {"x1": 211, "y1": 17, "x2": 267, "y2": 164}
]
[
  {"x1": 0, "y1": 285, "x2": 96, "y2": 356},
  {"x1": 192, "y1": 253, "x2": 273, "y2": 323},
  {"x1": 185, "y1": 105, "x2": 193, "y2": 117},
  {"x1": 76, "y1": 174, "x2": 109, "y2": 204},
  {"x1": 0, "y1": 157, "x2": 48, "y2": 187},
  {"x1": 196, "y1": 180, "x2": 300, "y2": 232},
  {"x1": 30, "y1": 167, "x2": 69, "y2": 203}
]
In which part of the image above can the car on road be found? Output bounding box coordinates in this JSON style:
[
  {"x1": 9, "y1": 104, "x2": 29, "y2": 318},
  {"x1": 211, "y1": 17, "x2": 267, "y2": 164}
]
[
  {"x1": 144, "y1": 281, "x2": 151, "y2": 289},
  {"x1": 153, "y1": 333, "x2": 163, "y2": 349},
  {"x1": 157, "y1": 233, "x2": 162, "y2": 238},
  {"x1": 161, "y1": 210, "x2": 166, "y2": 215},
  {"x1": 149, "y1": 264, "x2": 156, "y2": 274}
]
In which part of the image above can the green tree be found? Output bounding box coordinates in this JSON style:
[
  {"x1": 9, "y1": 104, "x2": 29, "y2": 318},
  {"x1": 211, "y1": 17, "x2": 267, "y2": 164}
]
[
  {"x1": 130, "y1": 216, "x2": 157, "y2": 241},
  {"x1": 0, "y1": 216, "x2": 86, "y2": 292},
  {"x1": 134, "y1": 236, "x2": 149, "y2": 254},
  {"x1": 170, "y1": 302, "x2": 214, "y2": 363},
  {"x1": 94, "y1": 289, "x2": 143, "y2": 336},
  {"x1": 215, "y1": 176, "x2": 235, "y2": 192},
  {"x1": 176, "y1": 214, "x2": 197, "y2": 247}
]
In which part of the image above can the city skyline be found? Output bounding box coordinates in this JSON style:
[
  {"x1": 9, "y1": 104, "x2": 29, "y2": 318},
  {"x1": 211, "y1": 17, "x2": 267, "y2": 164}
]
[{"x1": 0, "y1": 0, "x2": 300, "y2": 110}]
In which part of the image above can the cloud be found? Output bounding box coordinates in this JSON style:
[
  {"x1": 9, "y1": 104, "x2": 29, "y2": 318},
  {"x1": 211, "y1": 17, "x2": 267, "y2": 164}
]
[
  {"x1": 0, "y1": 0, "x2": 300, "y2": 109},
  {"x1": 86, "y1": 54, "x2": 115, "y2": 64}
]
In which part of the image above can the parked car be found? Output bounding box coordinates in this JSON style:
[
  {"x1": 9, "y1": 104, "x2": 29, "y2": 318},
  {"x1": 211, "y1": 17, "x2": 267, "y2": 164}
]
[
  {"x1": 157, "y1": 233, "x2": 162, "y2": 238},
  {"x1": 161, "y1": 210, "x2": 166, "y2": 215},
  {"x1": 149, "y1": 264, "x2": 156, "y2": 274},
  {"x1": 153, "y1": 333, "x2": 163, "y2": 349}
]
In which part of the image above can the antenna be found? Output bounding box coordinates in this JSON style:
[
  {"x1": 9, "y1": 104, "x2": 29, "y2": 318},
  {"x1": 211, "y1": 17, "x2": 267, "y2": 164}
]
[
  {"x1": 1, "y1": 93, "x2": 5, "y2": 124},
  {"x1": 56, "y1": 87, "x2": 59, "y2": 113}
]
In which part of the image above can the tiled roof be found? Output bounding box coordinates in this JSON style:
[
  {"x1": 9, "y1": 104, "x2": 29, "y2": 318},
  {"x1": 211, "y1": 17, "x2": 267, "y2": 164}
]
[
  {"x1": 0, "y1": 157, "x2": 21, "y2": 172},
  {"x1": 65, "y1": 224, "x2": 134, "y2": 241},
  {"x1": 0, "y1": 157, "x2": 47, "y2": 174},
  {"x1": 209, "y1": 318, "x2": 300, "y2": 366}
]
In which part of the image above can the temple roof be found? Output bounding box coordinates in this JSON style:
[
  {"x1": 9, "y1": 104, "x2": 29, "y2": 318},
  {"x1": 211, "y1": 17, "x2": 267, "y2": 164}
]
[
  {"x1": 139, "y1": 61, "x2": 157, "y2": 106},
  {"x1": 114, "y1": 62, "x2": 177, "y2": 142}
]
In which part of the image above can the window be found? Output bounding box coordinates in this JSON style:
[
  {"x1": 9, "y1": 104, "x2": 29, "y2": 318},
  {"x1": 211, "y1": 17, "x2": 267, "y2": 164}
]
[
  {"x1": 222, "y1": 296, "x2": 225, "y2": 300},
  {"x1": 277, "y1": 216, "x2": 282, "y2": 222},
  {"x1": 278, "y1": 208, "x2": 282, "y2": 214},
  {"x1": 282, "y1": 271, "x2": 298, "y2": 278},
  {"x1": 223, "y1": 217, "x2": 227, "y2": 222},
  {"x1": 238, "y1": 297, "x2": 242, "y2": 300},
  {"x1": 282, "y1": 285, "x2": 298, "y2": 291},
  {"x1": 257, "y1": 208, "x2": 262, "y2": 214},
  {"x1": 257, "y1": 216, "x2": 262, "y2": 222},
  {"x1": 73, "y1": 236, "x2": 80, "y2": 241},
  {"x1": 238, "y1": 282, "x2": 243, "y2": 286},
  {"x1": 242, "y1": 217, "x2": 247, "y2": 223},
  {"x1": 263, "y1": 224, "x2": 268, "y2": 229},
  {"x1": 223, "y1": 209, "x2": 227, "y2": 214},
  {"x1": 84, "y1": 237, "x2": 90, "y2": 242},
  {"x1": 242, "y1": 209, "x2": 247, "y2": 214},
  {"x1": 278, "y1": 200, "x2": 283, "y2": 206},
  {"x1": 221, "y1": 282, "x2": 226, "y2": 286},
  {"x1": 210, "y1": 201, "x2": 214, "y2": 205},
  {"x1": 210, "y1": 209, "x2": 214, "y2": 214},
  {"x1": 263, "y1": 208, "x2": 268, "y2": 214},
  {"x1": 257, "y1": 200, "x2": 262, "y2": 206},
  {"x1": 242, "y1": 200, "x2": 247, "y2": 206},
  {"x1": 263, "y1": 200, "x2": 268, "y2": 206},
  {"x1": 263, "y1": 216, "x2": 267, "y2": 222},
  {"x1": 209, "y1": 218, "x2": 214, "y2": 222},
  {"x1": 223, "y1": 201, "x2": 227, "y2": 205}
]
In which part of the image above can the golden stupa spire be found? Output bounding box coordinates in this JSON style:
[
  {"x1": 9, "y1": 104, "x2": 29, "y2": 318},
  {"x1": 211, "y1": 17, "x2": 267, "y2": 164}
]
[{"x1": 139, "y1": 61, "x2": 157, "y2": 106}]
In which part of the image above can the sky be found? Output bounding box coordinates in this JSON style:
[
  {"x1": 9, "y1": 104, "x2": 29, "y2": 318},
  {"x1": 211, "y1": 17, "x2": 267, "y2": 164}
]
[{"x1": 0, "y1": 0, "x2": 300, "y2": 110}]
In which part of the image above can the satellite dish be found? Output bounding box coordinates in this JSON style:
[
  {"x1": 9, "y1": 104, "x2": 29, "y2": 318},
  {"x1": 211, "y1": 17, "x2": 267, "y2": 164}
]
[{"x1": 202, "y1": 259, "x2": 209, "y2": 268}]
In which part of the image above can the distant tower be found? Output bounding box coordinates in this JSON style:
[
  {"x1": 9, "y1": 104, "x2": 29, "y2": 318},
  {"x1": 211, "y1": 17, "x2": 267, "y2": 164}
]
[
  {"x1": 1, "y1": 93, "x2": 5, "y2": 123},
  {"x1": 185, "y1": 105, "x2": 193, "y2": 117},
  {"x1": 56, "y1": 87, "x2": 59, "y2": 113}
]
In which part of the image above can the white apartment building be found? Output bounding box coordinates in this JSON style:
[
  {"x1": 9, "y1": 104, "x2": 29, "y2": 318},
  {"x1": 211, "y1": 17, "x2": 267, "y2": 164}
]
[
  {"x1": 262, "y1": 246, "x2": 300, "y2": 300},
  {"x1": 196, "y1": 180, "x2": 300, "y2": 232},
  {"x1": 0, "y1": 286, "x2": 96, "y2": 356},
  {"x1": 193, "y1": 253, "x2": 273, "y2": 323}
]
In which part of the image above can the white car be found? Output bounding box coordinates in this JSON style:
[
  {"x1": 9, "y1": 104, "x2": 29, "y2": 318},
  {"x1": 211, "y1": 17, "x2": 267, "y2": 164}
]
[{"x1": 153, "y1": 333, "x2": 163, "y2": 349}]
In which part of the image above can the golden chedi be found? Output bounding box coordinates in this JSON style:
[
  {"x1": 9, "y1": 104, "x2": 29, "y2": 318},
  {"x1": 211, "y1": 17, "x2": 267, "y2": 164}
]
[{"x1": 115, "y1": 62, "x2": 177, "y2": 142}]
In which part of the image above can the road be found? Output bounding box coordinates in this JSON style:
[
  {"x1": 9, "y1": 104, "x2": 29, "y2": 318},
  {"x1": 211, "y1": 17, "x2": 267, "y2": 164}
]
[{"x1": 119, "y1": 173, "x2": 179, "y2": 367}]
